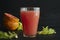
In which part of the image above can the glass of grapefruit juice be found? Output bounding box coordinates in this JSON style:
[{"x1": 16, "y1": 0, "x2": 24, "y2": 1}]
[{"x1": 20, "y1": 7, "x2": 40, "y2": 37}]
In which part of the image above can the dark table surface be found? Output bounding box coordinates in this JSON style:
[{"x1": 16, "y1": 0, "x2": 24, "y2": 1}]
[
  {"x1": 3, "y1": 31, "x2": 60, "y2": 40},
  {"x1": 0, "y1": 27, "x2": 59, "y2": 40},
  {"x1": 0, "y1": 25, "x2": 60, "y2": 40},
  {"x1": 14, "y1": 28, "x2": 59, "y2": 40},
  {"x1": 19, "y1": 31, "x2": 59, "y2": 40}
]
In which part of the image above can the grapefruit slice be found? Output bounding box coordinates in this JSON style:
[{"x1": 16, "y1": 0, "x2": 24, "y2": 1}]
[{"x1": 4, "y1": 13, "x2": 19, "y2": 30}]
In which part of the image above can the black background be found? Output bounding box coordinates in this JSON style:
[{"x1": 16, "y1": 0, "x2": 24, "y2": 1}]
[{"x1": 0, "y1": 0, "x2": 60, "y2": 40}]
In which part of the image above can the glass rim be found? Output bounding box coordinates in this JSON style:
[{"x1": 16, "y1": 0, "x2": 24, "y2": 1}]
[{"x1": 20, "y1": 7, "x2": 40, "y2": 11}]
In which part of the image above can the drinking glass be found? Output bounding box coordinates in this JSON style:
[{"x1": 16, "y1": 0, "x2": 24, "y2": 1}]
[{"x1": 20, "y1": 7, "x2": 40, "y2": 37}]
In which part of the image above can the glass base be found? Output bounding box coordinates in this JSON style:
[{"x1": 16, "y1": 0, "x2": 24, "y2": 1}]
[{"x1": 23, "y1": 34, "x2": 36, "y2": 37}]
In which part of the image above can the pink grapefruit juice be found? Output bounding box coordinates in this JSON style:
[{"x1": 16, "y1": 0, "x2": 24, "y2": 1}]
[{"x1": 21, "y1": 11, "x2": 40, "y2": 36}]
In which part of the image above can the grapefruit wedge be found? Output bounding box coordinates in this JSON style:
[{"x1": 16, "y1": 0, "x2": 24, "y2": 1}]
[{"x1": 4, "y1": 13, "x2": 19, "y2": 30}]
